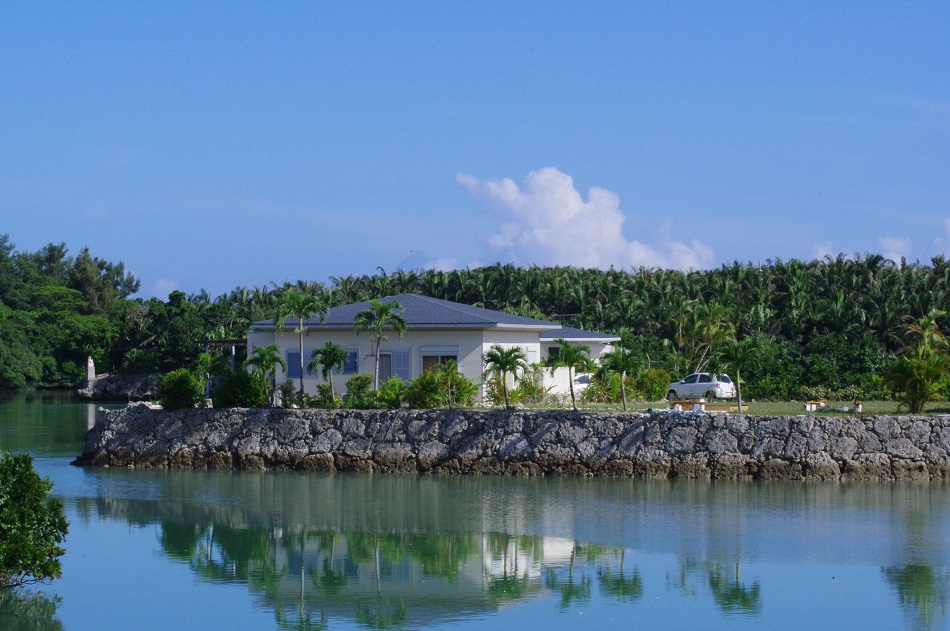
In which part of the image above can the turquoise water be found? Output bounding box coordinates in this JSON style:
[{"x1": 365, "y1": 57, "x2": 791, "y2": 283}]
[{"x1": 2, "y1": 392, "x2": 950, "y2": 630}]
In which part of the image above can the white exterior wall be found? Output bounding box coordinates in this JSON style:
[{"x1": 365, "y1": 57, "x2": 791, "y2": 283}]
[
  {"x1": 540, "y1": 341, "x2": 616, "y2": 402},
  {"x1": 249, "y1": 328, "x2": 491, "y2": 398},
  {"x1": 248, "y1": 327, "x2": 614, "y2": 404}
]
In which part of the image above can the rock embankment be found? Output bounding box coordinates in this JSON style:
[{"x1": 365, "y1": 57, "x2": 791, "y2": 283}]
[{"x1": 73, "y1": 405, "x2": 950, "y2": 481}]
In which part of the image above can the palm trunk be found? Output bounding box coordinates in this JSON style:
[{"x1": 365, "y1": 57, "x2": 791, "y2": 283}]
[
  {"x1": 298, "y1": 331, "x2": 305, "y2": 393},
  {"x1": 373, "y1": 340, "x2": 381, "y2": 389},
  {"x1": 620, "y1": 370, "x2": 628, "y2": 412},
  {"x1": 568, "y1": 368, "x2": 577, "y2": 411},
  {"x1": 503, "y1": 370, "x2": 510, "y2": 409},
  {"x1": 736, "y1": 369, "x2": 743, "y2": 412}
]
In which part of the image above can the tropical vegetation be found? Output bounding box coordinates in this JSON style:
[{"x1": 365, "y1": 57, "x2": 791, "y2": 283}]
[
  {"x1": 0, "y1": 452, "x2": 68, "y2": 589},
  {"x1": 7, "y1": 231, "x2": 950, "y2": 408}
]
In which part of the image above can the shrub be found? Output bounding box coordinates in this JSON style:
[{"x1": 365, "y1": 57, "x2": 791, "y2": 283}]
[
  {"x1": 0, "y1": 452, "x2": 68, "y2": 589},
  {"x1": 378, "y1": 377, "x2": 407, "y2": 409},
  {"x1": 277, "y1": 381, "x2": 302, "y2": 408},
  {"x1": 212, "y1": 370, "x2": 267, "y2": 408},
  {"x1": 344, "y1": 374, "x2": 377, "y2": 409},
  {"x1": 404, "y1": 371, "x2": 441, "y2": 408},
  {"x1": 510, "y1": 364, "x2": 549, "y2": 405},
  {"x1": 435, "y1": 362, "x2": 479, "y2": 408},
  {"x1": 157, "y1": 368, "x2": 203, "y2": 410},
  {"x1": 634, "y1": 368, "x2": 670, "y2": 401},
  {"x1": 581, "y1": 372, "x2": 619, "y2": 404},
  {"x1": 311, "y1": 384, "x2": 340, "y2": 409}
]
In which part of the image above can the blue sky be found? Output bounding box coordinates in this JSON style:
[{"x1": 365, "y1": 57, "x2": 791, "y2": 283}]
[{"x1": 2, "y1": 2, "x2": 948, "y2": 298}]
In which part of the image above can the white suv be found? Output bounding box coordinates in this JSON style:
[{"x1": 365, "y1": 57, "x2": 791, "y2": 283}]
[{"x1": 666, "y1": 373, "x2": 737, "y2": 400}]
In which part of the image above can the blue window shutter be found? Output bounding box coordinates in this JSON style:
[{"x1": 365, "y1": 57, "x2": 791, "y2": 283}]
[
  {"x1": 393, "y1": 351, "x2": 410, "y2": 380},
  {"x1": 336, "y1": 351, "x2": 358, "y2": 374},
  {"x1": 286, "y1": 352, "x2": 301, "y2": 379}
]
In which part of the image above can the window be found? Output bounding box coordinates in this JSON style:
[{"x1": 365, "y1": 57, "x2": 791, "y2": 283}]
[
  {"x1": 548, "y1": 347, "x2": 560, "y2": 360},
  {"x1": 421, "y1": 345, "x2": 459, "y2": 373},
  {"x1": 393, "y1": 350, "x2": 410, "y2": 380},
  {"x1": 698, "y1": 374, "x2": 712, "y2": 383},
  {"x1": 379, "y1": 350, "x2": 410, "y2": 382},
  {"x1": 423, "y1": 355, "x2": 457, "y2": 372},
  {"x1": 286, "y1": 352, "x2": 301, "y2": 379},
  {"x1": 684, "y1": 374, "x2": 699, "y2": 384}
]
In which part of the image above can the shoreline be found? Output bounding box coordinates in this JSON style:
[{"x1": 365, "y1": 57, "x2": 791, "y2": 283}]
[{"x1": 73, "y1": 404, "x2": 950, "y2": 481}]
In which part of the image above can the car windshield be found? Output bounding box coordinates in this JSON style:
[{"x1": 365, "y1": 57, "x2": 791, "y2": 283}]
[{"x1": 719, "y1": 374, "x2": 732, "y2": 383}]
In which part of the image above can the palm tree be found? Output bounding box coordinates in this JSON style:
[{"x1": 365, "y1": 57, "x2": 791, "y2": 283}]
[
  {"x1": 716, "y1": 338, "x2": 756, "y2": 411},
  {"x1": 243, "y1": 344, "x2": 287, "y2": 406},
  {"x1": 275, "y1": 290, "x2": 327, "y2": 393},
  {"x1": 309, "y1": 341, "x2": 349, "y2": 397},
  {"x1": 598, "y1": 346, "x2": 638, "y2": 411},
  {"x1": 547, "y1": 338, "x2": 593, "y2": 411},
  {"x1": 353, "y1": 299, "x2": 407, "y2": 389},
  {"x1": 483, "y1": 345, "x2": 528, "y2": 410}
]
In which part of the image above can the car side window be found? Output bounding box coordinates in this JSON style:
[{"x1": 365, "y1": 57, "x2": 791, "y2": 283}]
[
  {"x1": 698, "y1": 374, "x2": 712, "y2": 383},
  {"x1": 684, "y1": 374, "x2": 698, "y2": 384}
]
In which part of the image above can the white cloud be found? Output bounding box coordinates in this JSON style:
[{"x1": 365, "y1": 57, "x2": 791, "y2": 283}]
[
  {"x1": 457, "y1": 167, "x2": 714, "y2": 270},
  {"x1": 878, "y1": 236, "x2": 912, "y2": 263}
]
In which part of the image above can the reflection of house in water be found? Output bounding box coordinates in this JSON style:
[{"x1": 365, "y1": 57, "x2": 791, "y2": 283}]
[{"x1": 245, "y1": 531, "x2": 588, "y2": 627}]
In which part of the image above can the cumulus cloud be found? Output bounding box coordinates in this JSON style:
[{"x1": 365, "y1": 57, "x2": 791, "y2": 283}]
[
  {"x1": 878, "y1": 236, "x2": 912, "y2": 263},
  {"x1": 457, "y1": 167, "x2": 714, "y2": 270}
]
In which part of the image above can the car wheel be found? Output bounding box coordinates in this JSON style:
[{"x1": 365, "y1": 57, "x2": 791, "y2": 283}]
[
  {"x1": 704, "y1": 390, "x2": 717, "y2": 401},
  {"x1": 666, "y1": 390, "x2": 677, "y2": 401}
]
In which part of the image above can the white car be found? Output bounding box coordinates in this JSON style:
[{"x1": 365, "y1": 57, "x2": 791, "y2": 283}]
[{"x1": 666, "y1": 373, "x2": 737, "y2": 400}]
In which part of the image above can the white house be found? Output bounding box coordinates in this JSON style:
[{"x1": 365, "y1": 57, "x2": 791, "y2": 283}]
[{"x1": 246, "y1": 293, "x2": 620, "y2": 402}]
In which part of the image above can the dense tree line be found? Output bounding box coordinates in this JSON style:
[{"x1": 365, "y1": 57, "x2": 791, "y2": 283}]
[{"x1": 3, "y1": 233, "x2": 950, "y2": 401}]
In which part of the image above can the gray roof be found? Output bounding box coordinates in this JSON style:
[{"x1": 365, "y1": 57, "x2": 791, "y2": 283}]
[{"x1": 252, "y1": 293, "x2": 563, "y2": 332}]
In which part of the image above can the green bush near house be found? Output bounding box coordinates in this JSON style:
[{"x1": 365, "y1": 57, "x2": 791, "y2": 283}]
[
  {"x1": 377, "y1": 377, "x2": 407, "y2": 409},
  {"x1": 633, "y1": 368, "x2": 670, "y2": 401},
  {"x1": 344, "y1": 374, "x2": 377, "y2": 409},
  {"x1": 158, "y1": 368, "x2": 204, "y2": 410},
  {"x1": 212, "y1": 370, "x2": 268, "y2": 408}
]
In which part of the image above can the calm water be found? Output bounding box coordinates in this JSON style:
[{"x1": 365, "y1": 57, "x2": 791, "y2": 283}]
[{"x1": 2, "y1": 392, "x2": 950, "y2": 630}]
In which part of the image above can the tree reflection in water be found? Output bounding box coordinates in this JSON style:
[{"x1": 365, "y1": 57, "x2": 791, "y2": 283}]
[
  {"x1": 597, "y1": 549, "x2": 643, "y2": 602},
  {"x1": 0, "y1": 590, "x2": 62, "y2": 631}
]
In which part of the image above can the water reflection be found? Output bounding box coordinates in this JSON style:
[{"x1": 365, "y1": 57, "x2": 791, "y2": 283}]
[
  {"x1": 69, "y1": 468, "x2": 950, "y2": 629},
  {"x1": 0, "y1": 590, "x2": 62, "y2": 630}
]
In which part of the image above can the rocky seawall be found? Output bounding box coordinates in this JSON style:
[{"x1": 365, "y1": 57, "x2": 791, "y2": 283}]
[{"x1": 73, "y1": 405, "x2": 950, "y2": 481}]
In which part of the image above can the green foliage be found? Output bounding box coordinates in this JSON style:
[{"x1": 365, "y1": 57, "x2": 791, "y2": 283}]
[
  {"x1": 308, "y1": 341, "x2": 348, "y2": 398},
  {"x1": 633, "y1": 368, "x2": 670, "y2": 401},
  {"x1": 311, "y1": 384, "x2": 340, "y2": 409},
  {"x1": 0, "y1": 452, "x2": 68, "y2": 589},
  {"x1": 483, "y1": 345, "x2": 529, "y2": 410},
  {"x1": 510, "y1": 364, "x2": 550, "y2": 405},
  {"x1": 212, "y1": 370, "x2": 268, "y2": 408},
  {"x1": 434, "y1": 361, "x2": 480, "y2": 408},
  {"x1": 353, "y1": 299, "x2": 407, "y2": 389},
  {"x1": 884, "y1": 310, "x2": 949, "y2": 413},
  {"x1": 276, "y1": 381, "x2": 302, "y2": 408},
  {"x1": 377, "y1": 377, "x2": 407, "y2": 409},
  {"x1": 885, "y1": 355, "x2": 947, "y2": 414},
  {"x1": 157, "y1": 368, "x2": 204, "y2": 410},
  {"x1": 344, "y1": 374, "x2": 377, "y2": 409},
  {"x1": 581, "y1": 372, "x2": 620, "y2": 404}
]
